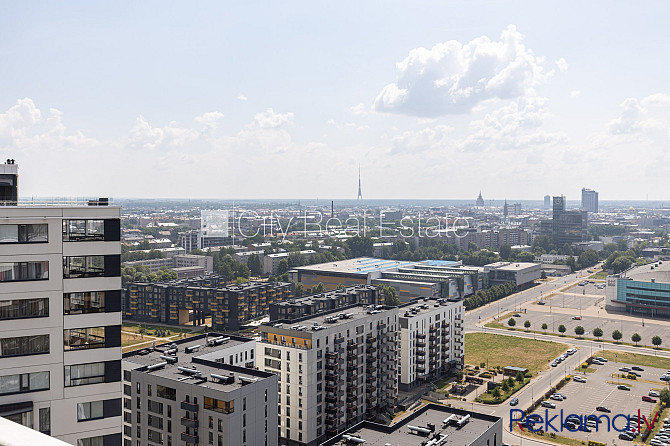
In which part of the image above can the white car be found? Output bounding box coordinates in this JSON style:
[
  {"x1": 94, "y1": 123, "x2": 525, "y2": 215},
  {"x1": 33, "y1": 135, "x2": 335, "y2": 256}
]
[
  {"x1": 574, "y1": 376, "x2": 587, "y2": 383},
  {"x1": 650, "y1": 391, "x2": 661, "y2": 397},
  {"x1": 592, "y1": 360, "x2": 604, "y2": 365}
]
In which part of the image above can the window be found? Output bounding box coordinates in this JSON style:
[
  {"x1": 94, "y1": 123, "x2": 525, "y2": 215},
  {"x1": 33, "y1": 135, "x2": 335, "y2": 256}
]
[
  {"x1": 77, "y1": 436, "x2": 104, "y2": 446},
  {"x1": 147, "y1": 384, "x2": 152, "y2": 397},
  {"x1": 65, "y1": 362, "x2": 105, "y2": 387},
  {"x1": 0, "y1": 224, "x2": 48, "y2": 244},
  {"x1": 77, "y1": 401, "x2": 104, "y2": 421},
  {"x1": 0, "y1": 261, "x2": 49, "y2": 282},
  {"x1": 39, "y1": 407, "x2": 50, "y2": 434},
  {"x1": 0, "y1": 371, "x2": 49, "y2": 395},
  {"x1": 64, "y1": 292, "x2": 105, "y2": 314},
  {"x1": 0, "y1": 298, "x2": 49, "y2": 320},
  {"x1": 157, "y1": 384, "x2": 176, "y2": 401},
  {"x1": 204, "y1": 397, "x2": 234, "y2": 414},
  {"x1": 147, "y1": 400, "x2": 164, "y2": 415},
  {"x1": 63, "y1": 327, "x2": 106, "y2": 350},
  {"x1": 0, "y1": 334, "x2": 49, "y2": 357},
  {"x1": 63, "y1": 220, "x2": 105, "y2": 241},
  {"x1": 63, "y1": 256, "x2": 105, "y2": 278}
]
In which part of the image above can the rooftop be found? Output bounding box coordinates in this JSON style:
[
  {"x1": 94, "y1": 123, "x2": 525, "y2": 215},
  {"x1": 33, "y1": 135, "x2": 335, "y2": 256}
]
[
  {"x1": 320, "y1": 404, "x2": 500, "y2": 446},
  {"x1": 485, "y1": 261, "x2": 539, "y2": 272},
  {"x1": 292, "y1": 257, "x2": 417, "y2": 275},
  {"x1": 263, "y1": 303, "x2": 392, "y2": 333},
  {"x1": 399, "y1": 298, "x2": 461, "y2": 319},
  {"x1": 124, "y1": 334, "x2": 271, "y2": 391},
  {"x1": 623, "y1": 260, "x2": 670, "y2": 284}
]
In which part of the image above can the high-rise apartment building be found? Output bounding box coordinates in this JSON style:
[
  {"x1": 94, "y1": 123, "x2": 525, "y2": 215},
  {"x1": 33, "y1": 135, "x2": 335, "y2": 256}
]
[
  {"x1": 258, "y1": 305, "x2": 399, "y2": 446},
  {"x1": 0, "y1": 162, "x2": 122, "y2": 445},
  {"x1": 543, "y1": 195, "x2": 551, "y2": 209},
  {"x1": 551, "y1": 196, "x2": 588, "y2": 245},
  {"x1": 581, "y1": 188, "x2": 599, "y2": 214},
  {"x1": 123, "y1": 334, "x2": 278, "y2": 446}
]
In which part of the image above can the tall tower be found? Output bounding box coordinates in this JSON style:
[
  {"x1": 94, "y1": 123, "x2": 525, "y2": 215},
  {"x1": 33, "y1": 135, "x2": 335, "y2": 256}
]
[{"x1": 357, "y1": 164, "x2": 363, "y2": 200}]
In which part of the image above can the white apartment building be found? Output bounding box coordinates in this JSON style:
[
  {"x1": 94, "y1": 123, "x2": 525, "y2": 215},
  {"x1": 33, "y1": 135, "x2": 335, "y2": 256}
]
[
  {"x1": 258, "y1": 305, "x2": 399, "y2": 446},
  {"x1": 398, "y1": 298, "x2": 464, "y2": 391},
  {"x1": 0, "y1": 162, "x2": 122, "y2": 446}
]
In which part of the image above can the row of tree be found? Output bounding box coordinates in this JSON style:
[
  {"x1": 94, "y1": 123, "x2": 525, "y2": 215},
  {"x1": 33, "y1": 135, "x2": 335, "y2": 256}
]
[
  {"x1": 463, "y1": 282, "x2": 517, "y2": 311},
  {"x1": 121, "y1": 265, "x2": 178, "y2": 286}
]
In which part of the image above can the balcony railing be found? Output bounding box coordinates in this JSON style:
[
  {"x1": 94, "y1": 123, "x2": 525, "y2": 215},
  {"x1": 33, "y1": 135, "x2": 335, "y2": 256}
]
[
  {"x1": 180, "y1": 401, "x2": 198, "y2": 412},
  {"x1": 180, "y1": 416, "x2": 199, "y2": 429}
]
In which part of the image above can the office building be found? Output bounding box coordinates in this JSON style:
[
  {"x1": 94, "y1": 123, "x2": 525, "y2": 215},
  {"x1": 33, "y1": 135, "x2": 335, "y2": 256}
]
[
  {"x1": 544, "y1": 195, "x2": 551, "y2": 209},
  {"x1": 125, "y1": 278, "x2": 293, "y2": 331},
  {"x1": 258, "y1": 305, "x2": 399, "y2": 445},
  {"x1": 549, "y1": 196, "x2": 588, "y2": 245},
  {"x1": 320, "y1": 403, "x2": 502, "y2": 446},
  {"x1": 263, "y1": 250, "x2": 317, "y2": 275},
  {"x1": 483, "y1": 262, "x2": 541, "y2": 289},
  {"x1": 398, "y1": 298, "x2": 464, "y2": 390},
  {"x1": 0, "y1": 163, "x2": 122, "y2": 445},
  {"x1": 581, "y1": 188, "x2": 599, "y2": 214},
  {"x1": 123, "y1": 334, "x2": 277, "y2": 446},
  {"x1": 606, "y1": 261, "x2": 670, "y2": 317}
]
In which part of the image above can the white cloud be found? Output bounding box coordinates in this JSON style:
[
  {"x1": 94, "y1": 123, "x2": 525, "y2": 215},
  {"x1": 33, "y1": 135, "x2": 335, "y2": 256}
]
[
  {"x1": 248, "y1": 108, "x2": 294, "y2": 129},
  {"x1": 570, "y1": 90, "x2": 581, "y2": 98},
  {"x1": 373, "y1": 25, "x2": 550, "y2": 116},
  {"x1": 349, "y1": 102, "x2": 367, "y2": 115},
  {"x1": 556, "y1": 58, "x2": 569, "y2": 72},
  {"x1": 237, "y1": 94, "x2": 248, "y2": 101}
]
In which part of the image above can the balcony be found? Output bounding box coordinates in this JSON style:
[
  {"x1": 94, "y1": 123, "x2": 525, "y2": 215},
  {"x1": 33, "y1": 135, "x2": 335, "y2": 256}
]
[
  {"x1": 346, "y1": 394, "x2": 357, "y2": 403},
  {"x1": 334, "y1": 336, "x2": 345, "y2": 345},
  {"x1": 180, "y1": 416, "x2": 199, "y2": 429},
  {"x1": 366, "y1": 336, "x2": 377, "y2": 344},
  {"x1": 325, "y1": 406, "x2": 339, "y2": 415},
  {"x1": 347, "y1": 342, "x2": 357, "y2": 351},
  {"x1": 325, "y1": 394, "x2": 338, "y2": 404},
  {"x1": 365, "y1": 375, "x2": 376, "y2": 385},
  {"x1": 325, "y1": 351, "x2": 339, "y2": 360},
  {"x1": 366, "y1": 345, "x2": 377, "y2": 354},
  {"x1": 346, "y1": 363, "x2": 357, "y2": 372},
  {"x1": 416, "y1": 350, "x2": 425, "y2": 356},
  {"x1": 429, "y1": 327, "x2": 437, "y2": 333},
  {"x1": 366, "y1": 356, "x2": 376, "y2": 364},
  {"x1": 181, "y1": 432, "x2": 199, "y2": 444},
  {"x1": 417, "y1": 367, "x2": 426, "y2": 374},
  {"x1": 181, "y1": 401, "x2": 198, "y2": 412},
  {"x1": 416, "y1": 357, "x2": 425, "y2": 364},
  {"x1": 377, "y1": 322, "x2": 387, "y2": 330},
  {"x1": 416, "y1": 333, "x2": 426, "y2": 339},
  {"x1": 416, "y1": 341, "x2": 425, "y2": 348}
]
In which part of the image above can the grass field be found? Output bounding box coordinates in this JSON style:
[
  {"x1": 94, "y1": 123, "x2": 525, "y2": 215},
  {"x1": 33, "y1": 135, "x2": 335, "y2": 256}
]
[
  {"x1": 465, "y1": 332, "x2": 568, "y2": 372},
  {"x1": 122, "y1": 322, "x2": 193, "y2": 335},
  {"x1": 599, "y1": 350, "x2": 670, "y2": 369}
]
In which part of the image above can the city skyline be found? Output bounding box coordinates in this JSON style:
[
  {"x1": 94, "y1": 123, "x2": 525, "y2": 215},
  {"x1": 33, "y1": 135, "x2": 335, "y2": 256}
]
[{"x1": 1, "y1": 2, "x2": 670, "y2": 200}]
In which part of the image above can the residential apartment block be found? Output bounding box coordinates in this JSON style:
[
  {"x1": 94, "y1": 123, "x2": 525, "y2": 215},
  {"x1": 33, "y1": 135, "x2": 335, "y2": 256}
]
[
  {"x1": 398, "y1": 298, "x2": 464, "y2": 391},
  {"x1": 258, "y1": 305, "x2": 399, "y2": 446},
  {"x1": 0, "y1": 171, "x2": 122, "y2": 445},
  {"x1": 123, "y1": 334, "x2": 277, "y2": 446}
]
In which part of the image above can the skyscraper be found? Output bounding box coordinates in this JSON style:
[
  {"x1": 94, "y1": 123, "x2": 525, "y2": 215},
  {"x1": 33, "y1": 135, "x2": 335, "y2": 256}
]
[
  {"x1": 581, "y1": 188, "x2": 599, "y2": 213},
  {"x1": 544, "y1": 195, "x2": 551, "y2": 209},
  {"x1": 357, "y1": 164, "x2": 362, "y2": 200},
  {"x1": 552, "y1": 195, "x2": 588, "y2": 245}
]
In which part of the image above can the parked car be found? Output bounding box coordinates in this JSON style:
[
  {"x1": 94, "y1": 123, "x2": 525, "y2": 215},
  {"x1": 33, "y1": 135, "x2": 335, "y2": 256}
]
[
  {"x1": 643, "y1": 396, "x2": 658, "y2": 403},
  {"x1": 592, "y1": 360, "x2": 604, "y2": 365},
  {"x1": 551, "y1": 361, "x2": 558, "y2": 367},
  {"x1": 632, "y1": 366, "x2": 645, "y2": 371},
  {"x1": 567, "y1": 348, "x2": 577, "y2": 355},
  {"x1": 618, "y1": 384, "x2": 631, "y2": 391},
  {"x1": 619, "y1": 367, "x2": 631, "y2": 373},
  {"x1": 650, "y1": 390, "x2": 661, "y2": 397},
  {"x1": 596, "y1": 406, "x2": 611, "y2": 413},
  {"x1": 620, "y1": 433, "x2": 634, "y2": 441},
  {"x1": 660, "y1": 375, "x2": 670, "y2": 382},
  {"x1": 556, "y1": 393, "x2": 567, "y2": 399},
  {"x1": 537, "y1": 301, "x2": 546, "y2": 305},
  {"x1": 513, "y1": 313, "x2": 522, "y2": 317},
  {"x1": 574, "y1": 376, "x2": 587, "y2": 383},
  {"x1": 541, "y1": 401, "x2": 556, "y2": 408},
  {"x1": 595, "y1": 356, "x2": 608, "y2": 362},
  {"x1": 572, "y1": 316, "x2": 582, "y2": 320},
  {"x1": 550, "y1": 394, "x2": 563, "y2": 401},
  {"x1": 510, "y1": 397, "x2": 519, "y2": 406}
]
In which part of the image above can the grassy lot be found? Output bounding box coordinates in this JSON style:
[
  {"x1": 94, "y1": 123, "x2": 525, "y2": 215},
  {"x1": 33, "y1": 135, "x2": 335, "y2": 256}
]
[
  {"x1": 465, "y1": 333, "x2": 567, "y2": 372},
  {"x1": 122, "y1": 340, "x2": 155, "y2": 353},
  {"x1": 598, "y1": 350, "x2": 670, "y2": 369},
  {"x1": 642, "y1": 403, "x2": 669, "y2": 444},
  {"x1": 476, "y1": 377, "x2": 529, "y2": 404},
  {"x1": 122, "y1": 322, "x2": 193, "y2": 335},
  {"x1": 590, "y1": 271, "x2": 608, "y2": 279},
  {"x1": 512, "y1": 424, "x2": 586, "y2": 446}
]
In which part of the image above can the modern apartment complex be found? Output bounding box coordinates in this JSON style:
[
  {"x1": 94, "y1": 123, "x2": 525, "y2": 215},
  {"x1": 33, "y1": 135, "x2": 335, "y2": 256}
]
[
  {"x1": 123, "y1": 334, "x2": 278, "y2": 446},
  {"x1": 269, "y1": 285, "x2": 381, "y2": 321},
  {"x1": 258, "y1": 305, "x2": 399, "y2": 446},
  {"x1": 124, "y1": 278, "x2": 293, "y2": 330},
  {"x1": 0, "y1": 164, "x2": 122, "y2": 445},
  {"x1": 398, "y1": 298, "x2": 464, "y2": 391},
  {"x1": 581, "y1": 188, "x2": 599, "y2": 214}
]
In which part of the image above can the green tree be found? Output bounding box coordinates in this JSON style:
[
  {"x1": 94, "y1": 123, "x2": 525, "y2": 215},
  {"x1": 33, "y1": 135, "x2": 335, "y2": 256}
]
[
  {"x1": 659, "y1": 388, "x2": 670, "y2": 406},
  {"x1": 381, "y1": 285, "x2": 401, "y2": 307},
  {"x1": 652, "y1": 335, "x2": 663, "y2": 348},
  {"x1": 311, "y1": 282, "x2": 326, "y2": 294},
  {"x1": 612, "y1": 330, "x2": 623, "y2": 343},
  {"x1": 492, "y1": 387, "x2": 501, "y2": 399},
  {"x1": 501, "y1": 381, "x2": 510, "y2": 392},
  {"x1": 540, "y1": 270, "x2": 547, "y2": 280},
  {"x1": 234, "y1": 277, "x2": 248, "y2": 284},
  {"x1": 295, "y1": 283, "x2": 304, "y2": 297},
  {"x1": 508, "y1": 318, "x2": 516, "y2": 327},
  {"x1": 575, "y1": 326, "x2": 585, "y2": 337},
  {"x1": 558, "y1": 324, "x2": 566, "y2": 335},
  {"x1": 516, "y1": 372, "x2": 525, "y2": 383},
  {"x1": 277, "y1": 259, "x2": 289, "y2": 275},
  {"x1": 541, "y1": 323, "x2": 548, "y2": 333},
  {"x1": 631, "y1": 333, "x2": 641, "y2": 346},
  {"x1": 499, "y1": 244, "x2": 512, "y2": 260},
  {"x1": 507, "y1": 376, "x2": 515, "y2": 388},
  {"x1": 346, "y1": 236, "x2": 374, "y2": 257},
  {"x1": 566, "y1": 256, "x2": 577, "y2": 272},
  {"x1": 247, "y1": 254, "x2": 262, "y2": 276},
  {"x1": 593, "y1": 327, "x2": 603, "y2": 340},
  {"x1": 524, "y1": 320, "x2": 531, "y2": 331}
]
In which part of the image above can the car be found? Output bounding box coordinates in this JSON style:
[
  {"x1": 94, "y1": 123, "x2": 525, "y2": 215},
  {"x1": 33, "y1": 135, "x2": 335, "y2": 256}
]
[
  {"x1": 572, "y1": 316, "x2": 582, "y2": 320},
  {"x1": 632, "y1": 366, "x2": 645, "y2": 371},
  {"x1": 595, "y1": 356, "x2": 608, "y2": 362},
  {"x1": 620, "y1": 433, "x2": 634, "y2": 441},
  {"x1": 650, "y1": 440, "x2": 665, "y2": 446},
  {"x1": 510, "y1": 397, "x2": 519, "y2": 406},
  {"x1": 551, "y1": 361, "x2": 558, "y2": 367},
  {"x1": 567, "y1": 348, "x2": 577, "y2": 355},
  {"x1": 650, "y1": 391, "x2": 661, "y2": 397},
  {"x1": 592, "y1": 360, "x2": 604, "y2": 365},
  {"x1": 619, "y1": 367, "x2": 631, "y2": 373},
  {"x1": 643, "y1": 395, "x2": 658, "y2": 403},
  {"x1": 541, "y1": 401, "x2": 556, "y2": 408},
  {"x1": 565, "y1": 421, "x2": 579, "y2": 430},
  {"x1": 556, "y1": 393, "x2": 567, "y2": 399},
  {"x1": 582, "y1": 425, "x2": 592, "y2": 432},
  {"x1": 630, "y1": 371, "x2": 642, "y2": 377},
  {"x1": 537, "y1": 301, "x2": 546, "y2": 305},
  {"x1": 550, "y1": 394, "x2": 563, "y2": 401},
  {"x1": 587, "y1": 419, "x2": 598, "y2": 427},
  {"x1": 661, "y1": 375, "x2": 670, "y2": 382},
  {"x1": 596, "y1": 406, "x2": 611, "y2": 413},
  {"x1": 578, "y1": 282, "x2": 587, "y2": 286},
  {"x1": 574, "y1": 376, "x2": 587, "y2": 383},
  {"x1": 618, "y1": 384, "x2": 631, "y2": 390},
  {"x1": 513, "y1": 313, "x2": 521, "y2": 317}
]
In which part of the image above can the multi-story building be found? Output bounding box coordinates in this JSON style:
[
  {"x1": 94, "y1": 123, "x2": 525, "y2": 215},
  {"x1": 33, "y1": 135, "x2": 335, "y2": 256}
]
[
  {"x1": 263, "y1": 250, "x2": 317, "y2": 275},
  {"x1": 0, "y1": 162, "x2": 122, "y2": 445},
  {"x1": 123, "y1": 334, "x2": 278, "y2": 446},
  {"x1": 483, "y1": 262, "x2": 541, "y2": 289},
  {"x1": 269, "y1": 286, "x2": 380, "y2": 321},
  {"x1": 125, "y1": 278, "x2": 293, "y2": 331},
  {"x1": 606, "y1": 261, "x2": 670, "y2": 317},
  {"x1": 398, "y1": 298, "x2": 464, "y2": 390},
  {"x1": 548, "y1": 196, "x2": 588, "y2": 245},
  {"x1": 581, "y1": 188, "x2": 599, "y2": 214},
  {"x1": 258, "y1": 305, "x2": 399, "y2": 446}
]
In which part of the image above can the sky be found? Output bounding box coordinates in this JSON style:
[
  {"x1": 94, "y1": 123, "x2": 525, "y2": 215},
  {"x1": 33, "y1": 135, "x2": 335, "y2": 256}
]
[{"x1": 1, "y1": 1, "x2": 669, "y2": 201}]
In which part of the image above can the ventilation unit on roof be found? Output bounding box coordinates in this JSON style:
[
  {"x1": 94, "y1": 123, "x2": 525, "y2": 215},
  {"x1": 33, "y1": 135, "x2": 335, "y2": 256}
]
[
  {"x1": 239, "y1": 376, "x2": 259, "y2": 386},
  {"x1": 159, "y1": 355, "x2": 178, "y2": 364},
  {"x1": 210, "y1": 373, "x2": 235, "y2": 384},
  {"x1": 185, "y1": 345, "x2": 202, "y2": 354},
  {"x1": 146, "y1": 362, "x2": 167, "y2": 372},
  {"x1": 177, "y1": 367, "x2": 202, "y2": 377}
]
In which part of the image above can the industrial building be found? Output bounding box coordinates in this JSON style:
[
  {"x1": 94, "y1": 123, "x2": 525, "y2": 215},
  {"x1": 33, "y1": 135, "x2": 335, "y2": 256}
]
[
  {"x1": 606, "y1": 260, "x2": 670, "y2": 317},
  {"x1": 483, "y1": 262, "x2": 542, "y2": 288},
  {"x1": 124, "y1": 278, "x2": 293, "y2": 331},
  {"x1": 258, "y1": 304, "x2": 399, "y2": 445},
  {"x1": 123, "y1": 334, "x2": 277, "y2": 446},
  {"x1": 320, "y1": 403, "x2": 502, "y2": 446}
]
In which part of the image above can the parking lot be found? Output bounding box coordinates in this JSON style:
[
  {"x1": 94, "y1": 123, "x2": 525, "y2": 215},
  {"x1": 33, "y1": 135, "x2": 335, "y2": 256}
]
[{"x1": 526, "y1": 360, "x2": 669, "y2": 444}]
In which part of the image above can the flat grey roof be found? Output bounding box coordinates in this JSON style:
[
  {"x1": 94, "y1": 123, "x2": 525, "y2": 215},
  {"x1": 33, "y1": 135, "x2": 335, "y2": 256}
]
[
  {"x1": 262, "y1": 304, "x2": 392, "y2": 332},
  {"x1": 623, "y1": 260, "x2": 670, "y2": 284},
  {"x1": 292, "y1": 257, "x2": 417, "y2": 275}
]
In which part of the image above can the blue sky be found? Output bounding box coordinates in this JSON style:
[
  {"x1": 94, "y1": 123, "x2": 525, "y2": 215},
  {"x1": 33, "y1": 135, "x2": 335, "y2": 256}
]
[{"x1": 1, "y1": 1, "x2": 669, "y2": 200}]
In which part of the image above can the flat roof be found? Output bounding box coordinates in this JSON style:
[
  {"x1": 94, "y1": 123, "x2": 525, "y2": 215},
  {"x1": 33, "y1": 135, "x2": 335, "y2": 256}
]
[
  {"x1": 623, "y1": 260, "x2": 670, "y2": 284},
  {"x1": 320, "y1": 404, "x2": 500, "y2": 446},
  {"x1": 293, "y1": 257, "x2": 417, "y2": 275},
  {"x1": 124, "y1": 334, "x2": 271, "y2": 391},
  {"x1": 486, "y1": 261, "x2": 539, "y2": 271},
  {"x1": 263, "y1": 304, "x2": 393, "y2": 332}
]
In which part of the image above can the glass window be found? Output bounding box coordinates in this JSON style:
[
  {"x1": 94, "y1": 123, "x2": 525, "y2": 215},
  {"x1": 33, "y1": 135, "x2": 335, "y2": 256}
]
[
  {"x1": 204, "y1": 397, "x2": 234, "y2": 414},
  {"x1": 77, "y1": 400, "x2": 104, "y2": 421},
  {"x1": 0, "y1": 224, "x2": 48, "y2": 244},
  {"x1": 63, "y1": 220, "x2": 105, "y2": 242},
  {"x1": 63, "y1": 256, "x2": 105, "y2": 278},
  {"x1": 0, "y1": 298, "x2": 49, "y2": 320},
  {"x1": 64, "y1": 327, "x2": 106, "y2": 350},
  {"x1": 78, "y1": 437, "x2": 104, "y2": 446},
  {"x1": 65, "y1": 362, "x2": 105, "y2": 387},
  {"x1": 39, "y1": 407, "x2": 50, "y2": 434},
  {"x1": 0, "y1": 334, "x2": 49, "y2": 357},
  {"x1": 157, "y1": 385, "x2": 176, "y2": 401},
  {"x1": 0, "y1": 261, "x2": 49, "y2": 282},
  {"x1": 64, "y1": 292, "x2": 105, "y2": 315}
]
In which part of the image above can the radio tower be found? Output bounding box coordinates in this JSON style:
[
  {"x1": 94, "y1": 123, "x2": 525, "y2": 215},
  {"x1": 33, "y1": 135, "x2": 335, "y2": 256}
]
[{"x1": 357, "y1": 164, "x2": 363, "y2": 200}]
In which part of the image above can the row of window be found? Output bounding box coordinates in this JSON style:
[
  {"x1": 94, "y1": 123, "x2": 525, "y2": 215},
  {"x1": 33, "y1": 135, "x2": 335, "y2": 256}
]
[
  {"x1": 0, "y1": 291, "x2": 117, "y2": 321},
  {"x1": 0, "y1": 326, "x2": 121, "y2": 357},
  {"x1": 0, "y1": 224, "x2": 48, "y2": 244},
  {"x1": 0, "y1": 255, "x2": 121, "y2": 283},
  {"x1": 0, "y1": 371, "x2": 49, "y2": 395},
  {"x1": 0, "y1": 220, "x2": 120, "y2": 245}
]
